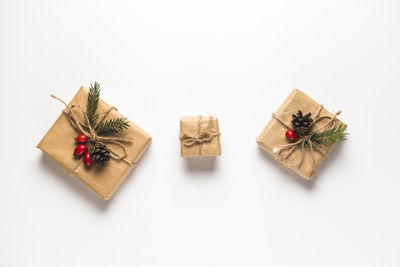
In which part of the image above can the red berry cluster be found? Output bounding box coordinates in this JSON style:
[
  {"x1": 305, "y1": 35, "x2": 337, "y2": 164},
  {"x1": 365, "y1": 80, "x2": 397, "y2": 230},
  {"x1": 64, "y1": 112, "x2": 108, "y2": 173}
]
[{"x1": 73, "y1": 134, "x2": 92, "y2": 167}]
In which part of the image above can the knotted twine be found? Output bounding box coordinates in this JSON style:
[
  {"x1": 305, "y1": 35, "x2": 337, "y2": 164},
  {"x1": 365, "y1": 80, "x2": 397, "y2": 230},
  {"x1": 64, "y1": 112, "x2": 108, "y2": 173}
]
[
  {"x1": 51, "y1": 95, "x2": 134, "y2": 174},
  {"x1": 179, "y1": 115, "x2": 220, "y2": 156},
  {"x1": 272, "y1": 105, "x2": 341, "y2": 177}
]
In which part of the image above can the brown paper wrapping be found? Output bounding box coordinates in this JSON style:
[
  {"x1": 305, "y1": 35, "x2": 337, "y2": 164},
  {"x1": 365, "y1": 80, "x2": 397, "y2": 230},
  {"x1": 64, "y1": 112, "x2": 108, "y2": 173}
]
[
  {"x1": 37, "y1": 87, "x2": 152, "y2": 200},
  {"x1": 256, "y1": 89, "x2": 346, "y2": 180},
  {"x1": 180, "y1": 116, "x2": 221, "y2": 157}
]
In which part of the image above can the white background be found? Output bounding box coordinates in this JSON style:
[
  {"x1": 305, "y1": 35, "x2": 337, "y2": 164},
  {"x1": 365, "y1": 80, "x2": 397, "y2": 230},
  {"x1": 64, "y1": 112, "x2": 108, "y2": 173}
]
[{"x1": 1, "y1": 0, "x2": 399, "y2": 266}]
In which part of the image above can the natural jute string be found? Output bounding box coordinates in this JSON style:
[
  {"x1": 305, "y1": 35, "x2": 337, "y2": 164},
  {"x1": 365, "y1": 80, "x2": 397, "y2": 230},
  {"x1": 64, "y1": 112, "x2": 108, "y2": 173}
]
[
  {"x1": 272, "y1": 105, "x2": 341, "y2": 177},
  {"x1": 179, "y1": 115, "x2": 220, "y2": 156},
  {"x1": 51, "y1": 95, "x2": 135, "y2": 174}
]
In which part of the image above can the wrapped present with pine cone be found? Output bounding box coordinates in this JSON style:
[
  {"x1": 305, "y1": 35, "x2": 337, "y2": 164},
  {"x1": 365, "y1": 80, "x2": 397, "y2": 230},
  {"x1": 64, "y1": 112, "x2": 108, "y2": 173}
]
[
  {"x1": 37, "y1": 83, "x2": 152, "y2": 200},
  {"x1": 256, "y1": 89, "x2": 348, "y2": 180},
  {"x1": 180, "y1": 115, "x2": 221, "y2": 157}
]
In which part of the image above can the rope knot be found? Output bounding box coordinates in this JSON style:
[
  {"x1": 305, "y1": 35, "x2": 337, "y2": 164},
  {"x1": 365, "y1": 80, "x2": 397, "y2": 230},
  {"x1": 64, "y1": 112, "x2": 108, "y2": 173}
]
[{"x1": 180, "y1": 131, "x2": 219, "y2": 147}]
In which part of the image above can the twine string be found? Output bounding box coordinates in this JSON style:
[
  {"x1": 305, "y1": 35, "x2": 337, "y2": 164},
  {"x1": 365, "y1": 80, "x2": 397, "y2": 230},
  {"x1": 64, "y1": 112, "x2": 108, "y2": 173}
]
[{"x1": 51, "y1": 95, "x2": 134, "y2": 174}]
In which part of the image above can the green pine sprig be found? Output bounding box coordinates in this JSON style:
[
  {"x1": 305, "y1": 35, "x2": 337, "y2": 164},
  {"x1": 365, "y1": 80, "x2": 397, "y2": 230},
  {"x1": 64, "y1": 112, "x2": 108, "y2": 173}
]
[
  {"x1": 82, "y1": 82, "x2": 130, "y2": 139},
  {"x1": 77, "y1": 82, "x2": 130, "y2": 167},
  {"x1": 311, "y1": 124, "x2": 348, "y2": 146},
  {"x1": 95, "y1": 117, "x2": 130, "y2": 136},
  {"x1": 85, "y1": 82, "x2": 130, "y2": 136},
  {"x1": 86, "y1": 82, "x2": 100, "y2": 128}
]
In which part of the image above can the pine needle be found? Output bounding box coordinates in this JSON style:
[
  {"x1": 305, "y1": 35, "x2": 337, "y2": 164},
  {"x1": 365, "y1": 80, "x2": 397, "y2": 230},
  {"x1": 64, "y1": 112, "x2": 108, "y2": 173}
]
[
  {"x1": 311, "y1": 124, "x2": 348, "y2": 146},
  {"x1": 95, "y1": 117, "x2": 130, "y2": 136}
]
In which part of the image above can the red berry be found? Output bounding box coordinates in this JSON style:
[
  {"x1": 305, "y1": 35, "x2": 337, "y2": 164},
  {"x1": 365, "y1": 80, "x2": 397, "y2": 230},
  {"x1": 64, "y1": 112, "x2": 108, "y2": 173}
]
[
  {"x1": 83, "y1": 152, "x2": 93, "y2": 167},
  {"x1": 286, "y1": 130, "x2": 298, "y2": 141},
  {"x1": 74, "y1": 144, "x2": 87, "y2": 156},
  {"x1": 76, "y1": 134, "x2": 87, "y2": 143}
]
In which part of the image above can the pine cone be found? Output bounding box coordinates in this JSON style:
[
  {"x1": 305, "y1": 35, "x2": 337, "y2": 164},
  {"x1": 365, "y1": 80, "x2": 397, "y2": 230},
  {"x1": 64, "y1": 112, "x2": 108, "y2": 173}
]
[
  {"x1": 91, "y1": 143, "x2": 111, "y2": 165},
  {"x1": 291, "y1": 110, "x2": 313, "y2": 136}
]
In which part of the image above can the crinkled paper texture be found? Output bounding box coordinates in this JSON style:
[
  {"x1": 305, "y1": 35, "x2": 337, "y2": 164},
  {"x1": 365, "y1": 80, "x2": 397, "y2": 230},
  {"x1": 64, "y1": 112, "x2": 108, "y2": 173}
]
[
  {"x1": 37, "y1": 87, "x2": 152, "y2": 200},
  {"x1": 256, "y1": 89, "x2": 346, "y2": 180}
]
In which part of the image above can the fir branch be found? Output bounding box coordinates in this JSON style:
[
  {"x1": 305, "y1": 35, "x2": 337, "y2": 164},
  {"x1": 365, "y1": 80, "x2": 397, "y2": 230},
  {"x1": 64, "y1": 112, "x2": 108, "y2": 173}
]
[
  {"x1": 311, "y1": 124, "x2": 348, "y2": 146},
  {"x1": 86, "y1": 82, "x2": 100, "y2": 128},
  {"x1": 95, "y1": 117, "x2": 130, "y2": 136}
]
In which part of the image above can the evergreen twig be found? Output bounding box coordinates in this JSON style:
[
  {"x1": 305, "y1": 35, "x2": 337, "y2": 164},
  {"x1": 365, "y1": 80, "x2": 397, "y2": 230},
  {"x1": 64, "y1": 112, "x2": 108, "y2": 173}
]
[
  {"x1": 311, "y1": 124, "x2": 348, "y2": 146},
  {"x1": 77, "y1": 82, "x2": 131, "y2": 167},
  {"x1": 95, "y1": 117, "x2": 130, "y2": 136},
  {"x1": 86, "y1": 82, "x2": 100, "y2": 128}
]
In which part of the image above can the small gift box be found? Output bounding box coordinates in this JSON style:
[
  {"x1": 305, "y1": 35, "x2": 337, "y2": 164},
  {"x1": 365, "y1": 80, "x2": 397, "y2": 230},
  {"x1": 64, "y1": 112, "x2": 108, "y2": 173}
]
[
  {"x1": 180, "y1": 115, "x2": 221, "y2": 157},
  {"x1": 37, "y1": 86, "x2": 152, "y2": 200},
  {"x1": 256, "y1": 89, "x2": 347, "y2": 180}
]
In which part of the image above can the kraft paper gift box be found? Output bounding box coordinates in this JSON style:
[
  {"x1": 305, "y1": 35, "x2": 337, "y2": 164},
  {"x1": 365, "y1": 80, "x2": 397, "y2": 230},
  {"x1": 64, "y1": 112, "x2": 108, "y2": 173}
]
[
  {"x1": 180, "y1": 116, "x2": 221, "y2": 157},
  {"x1": 37, "y1": 87, "x2": 152, "y2": 200},
  {"x1": 256, "y1": 89, "x2": 346, "y2": 180}
]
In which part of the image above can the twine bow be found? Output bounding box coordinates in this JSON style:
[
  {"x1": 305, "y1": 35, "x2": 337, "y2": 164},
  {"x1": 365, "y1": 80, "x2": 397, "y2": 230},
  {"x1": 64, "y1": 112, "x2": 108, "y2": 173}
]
[
  {"x1": 51, "y1": 95, "x2": 134, "y2": 174},
  {"x1": 180, "y1": 115, "x2": 220, "y2": 156},
  {"x1": 272, "y1": 105, "x2": 341, "y2": 177}
]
